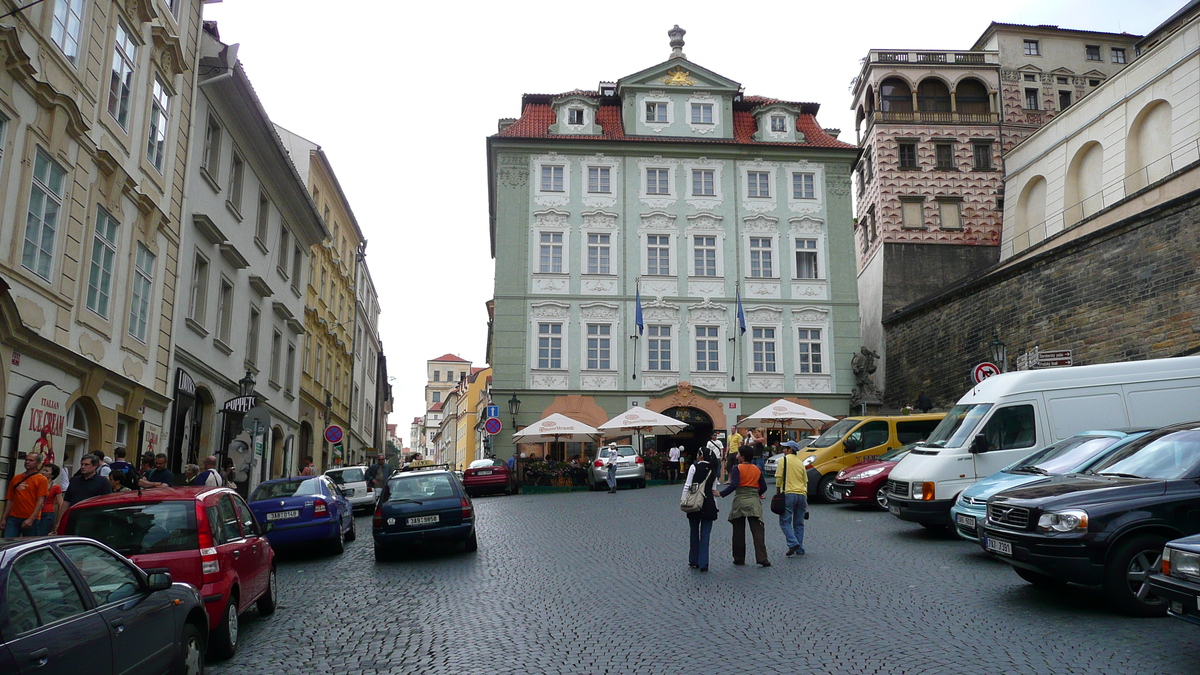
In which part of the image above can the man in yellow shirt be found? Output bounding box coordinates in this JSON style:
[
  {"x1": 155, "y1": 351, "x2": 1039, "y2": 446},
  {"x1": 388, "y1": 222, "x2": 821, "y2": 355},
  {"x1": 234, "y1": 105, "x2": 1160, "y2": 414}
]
[
  {"x1": 724, "y1": 428, "x2": 743, "y2": 482},
  {"x1": 774, "y1": 441, "x2": 809, "y2": 556}
]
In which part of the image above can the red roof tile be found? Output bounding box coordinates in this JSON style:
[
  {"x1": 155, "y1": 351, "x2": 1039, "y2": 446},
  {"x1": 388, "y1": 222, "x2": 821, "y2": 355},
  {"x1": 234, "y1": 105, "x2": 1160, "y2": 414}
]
[
  {"x1": 496, "y1": 97, "x2": 854, "y2": 149},
  {"x1": 429, "y1": 402, "x2": 443, "y2": 412},
  {"x1": 430, "y1": 353, "x2": 469, "y2": 363}
]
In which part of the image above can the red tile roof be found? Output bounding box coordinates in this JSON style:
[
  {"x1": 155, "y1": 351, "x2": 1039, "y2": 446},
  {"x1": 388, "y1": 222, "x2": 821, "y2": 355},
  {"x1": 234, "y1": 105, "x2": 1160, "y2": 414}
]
[
  {"x1": 430, "y1": 353, "x2": 469, "y2": 363},
  {"x1": 496, "y1": 94, "x2": 854, "y2": 149},
  {"x1": 429, "y1": 402, "x2": 443, "y2": 412}
]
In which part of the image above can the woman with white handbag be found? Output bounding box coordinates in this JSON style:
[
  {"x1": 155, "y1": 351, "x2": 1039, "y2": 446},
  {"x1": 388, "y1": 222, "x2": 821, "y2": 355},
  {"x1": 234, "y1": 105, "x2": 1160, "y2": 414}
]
[{"x1": 681, "y1": 446, "x2": 720, "y2": 571}]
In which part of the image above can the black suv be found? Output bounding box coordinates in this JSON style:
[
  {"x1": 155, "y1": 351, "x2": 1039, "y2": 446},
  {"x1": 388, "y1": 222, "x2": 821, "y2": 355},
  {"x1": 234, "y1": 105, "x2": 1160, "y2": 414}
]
[{"x1": 979, "y1": 421, "x2": 1200, "y2": 616}]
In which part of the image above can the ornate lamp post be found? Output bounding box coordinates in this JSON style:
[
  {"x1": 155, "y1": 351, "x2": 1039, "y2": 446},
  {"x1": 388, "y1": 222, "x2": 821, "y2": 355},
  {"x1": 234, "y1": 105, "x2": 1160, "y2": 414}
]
[
  {"x1": 507, "y1": 393, "x2": 522, "y2": 431},
  {"x1": 990, "y1": 335, "x2": 1008, "y2": 373},
  {"x1": 238, "y1": 370, "x2": 256, "y2": 397}
]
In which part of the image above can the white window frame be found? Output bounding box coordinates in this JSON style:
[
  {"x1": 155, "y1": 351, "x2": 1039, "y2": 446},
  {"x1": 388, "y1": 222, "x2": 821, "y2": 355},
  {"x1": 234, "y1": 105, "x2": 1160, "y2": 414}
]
[
  {"x1": 1023, "y1": 39, "x2": 1039, "y2": 56},
  {"x1": 202, "y1": 115, "x2": 221, "y2": 178},
  {"x1": 127, "y1": 243, "x2": 155, "y2": 343},
  {"x1": 645, "y1": 101, "x2": 668, "y2": 123},
  {"x1": 270, "y1": 329, "x2": 283, "y2": 385},
  {"x1": 770, "y1": 115, "x2": 787, "y2": 132},
  {"x1": 216, "y1": 277, "x2": 233, "y2": 344},
  {"x1": 646, "y1": 167, "x2": 671, "y2": 195},
  {"x1": 694, "y1": 325, "x2": 722, "y2": 373},
  {"x1": 794, "y1": 238, "x2": 819, "y2": 280},
  {"x1": 538, "y1": 231, "x2": 564, "y2": 274},
  {"x1": 792, "y1": 172, "x2": 815, "y2": 200},
  {"x1": 585, "y1": 323, "x2": 612, "y2": 370},
  {"x1": 645, "y1": 233, "x2": 672, "y2": 276},
  {"x1": 690, "y1": 102, "x2": 713, "y2": 124},
  {"x1": 540, "y1": 164, "x2": 564, "y2": 192},
  {"x1": 23, "y1": 149, "x2": 66, "y2": 281},
  {"x1": 567, "y1": 107, "x2": 585, "y2": 125},
  {"x1": 536, "y1": 322, "x2": 564, "y2": 370},
  {"x1": 187, "y1": 251, "x2": 209, "y2": 324},
  {"x1": 146, "y1": 75, "x2": 171, "y2": 172},
  {"x1": 246, "y1": 304, "x2": 261, "y2": 368},
  {"x1": 286, "y1": 342, "x2": 297, "y2": 394},
  {"x1": 691, "y1": 234, "x2": 719, "y2": 277},
  {"x1": 646, "y1": 324, "x2": 674, "y2": 372},
  {"x1": 51, "y1": 0, "x2": 85, "y2": 64},
  {"x1": 585, "y1": 232, "x2": 611, "y2": 275},
  {"x1": 795, "y1": 326, "x2": 825, "y2": 374},
  {"x1": 228, "y1": 152, "x2": 245, "y2": 212},
  {"x1": 747, "y1": 171, "x2": 771, "y2": 198},
  {"x1": 692, "y1": 169, "x2": 715, "y2": 196},
  {"x1": 751, "y1": 327, "x2": 777, "y2": 373},
  {"x1": 586, "y1": 166, "x2": 610, "y2": 194},
  {"x1": 86, "y1": 208, "x2": 119, "y2": 318},
  {"x1": 1111, "y1": 48, "x2": 1126, "y2": 64},
  {"x1": 107, "y1": 19, "x2": 137, "y2": 130},
  {"x1": 748, "y1": 236, "x2": 776, "y2": 278}
]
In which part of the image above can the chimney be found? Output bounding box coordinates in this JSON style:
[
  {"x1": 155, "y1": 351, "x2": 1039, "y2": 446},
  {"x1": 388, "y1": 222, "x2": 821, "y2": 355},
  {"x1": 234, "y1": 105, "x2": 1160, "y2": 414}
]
[{"x1": 497, "y1": 118, "x2": 516, "y2": 133}]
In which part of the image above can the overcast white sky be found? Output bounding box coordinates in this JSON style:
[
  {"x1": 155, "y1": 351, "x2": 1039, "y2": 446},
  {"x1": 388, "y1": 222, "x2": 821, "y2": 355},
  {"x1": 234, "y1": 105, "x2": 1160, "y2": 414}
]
[{"x1": 204, "y1": 0, "x2": 1181, "y2": 434}]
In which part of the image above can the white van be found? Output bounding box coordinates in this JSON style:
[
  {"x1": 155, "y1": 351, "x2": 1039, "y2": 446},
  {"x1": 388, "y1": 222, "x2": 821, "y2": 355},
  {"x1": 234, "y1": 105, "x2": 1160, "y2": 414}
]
[{"x1": 886, "y1": 355, "x2": 1200, "y2": 528}]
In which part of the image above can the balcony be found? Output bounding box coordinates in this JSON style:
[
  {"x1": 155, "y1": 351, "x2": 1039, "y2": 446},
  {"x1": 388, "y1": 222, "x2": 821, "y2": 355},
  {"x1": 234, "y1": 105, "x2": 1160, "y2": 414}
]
[
  {"x1": 868, "y1": 110, "x2": 999, "y2": 125},
  {"x1": 870, "y1": 50, "x2": 999, "y2": 66}
]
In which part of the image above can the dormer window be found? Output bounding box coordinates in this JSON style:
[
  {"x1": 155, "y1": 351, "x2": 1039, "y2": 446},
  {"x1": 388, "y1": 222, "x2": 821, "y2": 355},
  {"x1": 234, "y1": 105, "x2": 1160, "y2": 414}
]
[
  {"x1": 646, "y1": 102, "x2": 667, "y2": 123},
  {"x1": 690, "y1": 103, "x2": 713, "y2": 124},
  {"x1": 568, "y1": 108, "x2": 585, "y2": 125},
  {"x1": 770, "y1": 115, "x2": 787, "y2": 132}
]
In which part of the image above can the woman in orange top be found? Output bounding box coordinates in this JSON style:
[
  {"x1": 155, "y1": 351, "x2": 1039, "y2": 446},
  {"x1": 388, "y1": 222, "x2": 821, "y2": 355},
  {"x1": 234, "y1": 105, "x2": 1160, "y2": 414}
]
[
  {"x1": 38, "y1": 463, "x2": 63, "y2": 535},
  {"x1": 717, "y1": 447, "x2": 770, "y2": 567}
]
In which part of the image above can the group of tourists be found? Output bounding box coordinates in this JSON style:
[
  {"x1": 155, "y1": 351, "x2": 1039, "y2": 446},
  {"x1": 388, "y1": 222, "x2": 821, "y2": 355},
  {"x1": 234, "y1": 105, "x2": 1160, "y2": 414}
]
[{"x1": 681, "y1": 430, "x2": 808, "y2": 572}]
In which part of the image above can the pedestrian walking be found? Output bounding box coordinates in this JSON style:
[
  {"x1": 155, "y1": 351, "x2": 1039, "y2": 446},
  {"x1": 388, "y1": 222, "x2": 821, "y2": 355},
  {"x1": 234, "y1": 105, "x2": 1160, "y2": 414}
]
[
  {"x1": 717, "y1": 447, "x2": 771, "y2": 567},
  {"x1": 93, "y1": 449, "x2": 111, "y2": 477},
  {"x1": 915, "y1": 391, "x2": 933, "y2": 413},
  {"x1": 109, "y1": 447, "x2": 137, "y2": 490},
  {"x1": 775, "y1": 441, "x2": 809, "y2": 557},
  {"x1": 3, "y1": 452, "x2": 49, "y2": 537},
  {"x1": 683, "y1": 446, "x2": 720, "y2": 571},
  {"x1": 64, "y1": 454, "x2": 111, "y2": 509},
  {"x1": 725, "y1": 428, "x2": 743, "y2": 482},
  {"x1": 705, "y1": 432, "x2": 724, "y2": 480},
  {"x1": 365, "y1": 455, "x2": 390, "y2": 495},
  {"x1": 192, "y1": 456, "x2": 225, "y2": 486},
  {"x1": 667, "y1": 444, "x2": 681, "y2": 483},
  {"x1": 38, "y1": 463, "x2": 63, "y2": 535},
  {"x1": 604, "y1": 443, "x2": 620, "y2": 493}
]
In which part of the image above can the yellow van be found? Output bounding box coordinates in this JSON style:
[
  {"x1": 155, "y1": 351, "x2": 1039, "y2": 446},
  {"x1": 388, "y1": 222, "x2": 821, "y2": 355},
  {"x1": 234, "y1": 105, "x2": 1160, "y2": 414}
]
[{"x1": 800, "y1": 414, "x2": 945, "y2": 503}]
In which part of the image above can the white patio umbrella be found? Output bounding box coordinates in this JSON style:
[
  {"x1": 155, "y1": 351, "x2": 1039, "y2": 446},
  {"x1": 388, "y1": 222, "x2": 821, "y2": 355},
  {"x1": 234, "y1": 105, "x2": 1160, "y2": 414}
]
[
  {"x1": 511, "y1": 413, "x2": 602, "y2": 444},
  {"x1": 597, "y1": 406, "x2": 690, "y2": 454},
  {"x1": 740, "y1": 399, "x2": 836, "y2": 433}
]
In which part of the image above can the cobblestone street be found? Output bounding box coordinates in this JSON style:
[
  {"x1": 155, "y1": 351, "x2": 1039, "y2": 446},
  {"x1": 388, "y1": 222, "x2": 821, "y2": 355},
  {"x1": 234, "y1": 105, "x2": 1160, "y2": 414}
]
[{"x1": 212, "y1": 485, "x2": 1200, "y2": 675}]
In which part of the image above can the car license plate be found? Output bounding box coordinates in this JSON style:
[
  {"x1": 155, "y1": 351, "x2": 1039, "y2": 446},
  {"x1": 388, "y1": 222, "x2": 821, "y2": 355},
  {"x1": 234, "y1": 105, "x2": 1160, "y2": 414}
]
[
  {"x1": 889, "y1": 505, "x2": 900, "y2": 515},
  {"x1": 956, "y1": 514, "x2": 976, "y2": 529},
  {"x1": 985, "y1": 537, "x2": 1013, "y2": 556},
  {"x1": 407, "y1": 515, "x2": 439, "y2": 526},
  {"x1": 267, "y1": 510, "x2": 299, "y2": 521},
  {"x1": 477, "y1": 470, "x2": 492, "y2": 476}
]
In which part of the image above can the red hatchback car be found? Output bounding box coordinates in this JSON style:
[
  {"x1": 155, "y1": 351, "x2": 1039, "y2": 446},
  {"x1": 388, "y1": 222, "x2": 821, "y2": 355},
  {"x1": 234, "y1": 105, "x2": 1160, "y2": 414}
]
[
  {"x1": 461, "y1": 458, "x2": 519, "y2": 497},
  {"x1": 830, "y1": 444, "x2": 915, "y2": 510},
  {"x1": 58, "y1": 486, "x2": 277, "y2": 659}
]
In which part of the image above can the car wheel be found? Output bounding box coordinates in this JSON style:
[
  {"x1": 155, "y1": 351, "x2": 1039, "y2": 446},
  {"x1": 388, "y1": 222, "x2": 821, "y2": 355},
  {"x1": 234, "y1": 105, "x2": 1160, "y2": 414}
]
[
  {"x1": 818, "y1": 474, "x2": 841, "y2": 504},
  {"x1": 175, "y1": 622, "x2": 205, "y2": 675},
  {"x1": 464, "y1": 531, "x2": 478, "y2": 552},
  {"x1": 1014, "y1": 567, "x2": 1068, "y2": 588},
  {"x1": 329, "y1": 524, "x2": 345, "y2": 555},
  {"x1": 1104, "y1": 533, "x2": 1168, "y2": 617},
  {"x1": 874, "y1": 485, "x2": 890, "y2": 511},
  {"x1": 256, "y1": 567, "x2": 278, "y2": 615},
  {"x1": 209, "y1": 594, "x2": 239, "y2": 660},
  {"x1": 345, "y1": 518, "x2": 357, "y2": 542}
]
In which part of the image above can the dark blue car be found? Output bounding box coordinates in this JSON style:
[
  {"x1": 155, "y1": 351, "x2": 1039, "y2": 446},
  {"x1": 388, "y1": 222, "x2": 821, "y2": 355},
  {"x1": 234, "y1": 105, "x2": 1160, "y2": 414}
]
[
  {"x1": 373, "y1": 467, "x2": 476, "y2": 560},
  {"x1": 0, "y1": 535, "x2": 208, "y2": 675},
  {"x1": 248, "y1": 476, "x2": 355, "y2": 554}
]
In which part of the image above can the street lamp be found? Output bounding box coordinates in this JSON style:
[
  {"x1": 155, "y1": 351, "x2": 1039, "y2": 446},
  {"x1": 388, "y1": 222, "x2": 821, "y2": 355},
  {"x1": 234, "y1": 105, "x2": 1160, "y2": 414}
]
[
  {"x1": 990, "y1": 335, "x2": 1008, "y2": 373},
  {"x1": 238, "y1": 371, "x2": 256, "y2": 397},
  {"x1": 507, "y1": 393, "x2": 522, "y2": 430}
]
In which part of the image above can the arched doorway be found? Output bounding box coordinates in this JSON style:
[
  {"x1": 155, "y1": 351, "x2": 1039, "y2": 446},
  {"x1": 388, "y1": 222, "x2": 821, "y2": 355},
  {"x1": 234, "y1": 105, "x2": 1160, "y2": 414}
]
[
  {"x1": 271, "y1": 425, "x2": 284, "y2": 478},
  {"x1": 62, "y1": 400, "x2": 97, "y2": 484},
  {"x1": 660, "y1": 407, "x2": 714, "y2": 460},
  {"x1": 299, "y1": 421, "x2": 313, "y2": 472}
]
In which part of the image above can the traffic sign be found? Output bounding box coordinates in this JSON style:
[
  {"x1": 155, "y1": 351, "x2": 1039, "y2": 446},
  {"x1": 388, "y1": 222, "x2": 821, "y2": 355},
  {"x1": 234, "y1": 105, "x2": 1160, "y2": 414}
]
[
  {"x1": 324, "y1": 424, "x2": 344, "y2": 444},
  {"x1": 242, "y1": 406, "x2": 271, "y2": 435},
  {"x1": 484, "y1": 417, "x2": 503, "y2": 435},
  {"x1": 485, "y1": 404, "x2": 499, "y2": 419},
  {"x1": 1038, "y1": 349, "x2": 1073, "y2": 367},
  {"x1": 972, "y1": 362, "x2": 1001, "y2": 384}
]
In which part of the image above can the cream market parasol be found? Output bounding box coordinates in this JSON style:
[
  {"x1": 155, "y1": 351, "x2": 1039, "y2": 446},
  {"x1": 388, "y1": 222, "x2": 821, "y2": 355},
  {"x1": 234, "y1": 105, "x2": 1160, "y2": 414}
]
[
  {"x1": 740, "y1": 399, "x2": 836, "y2": 432},
  {"x1": 511, "y1": 413, "x2": 602, "y2": 444},
  {"x1": 597, "y1": 406, "x2": 690, "y2": 453}
]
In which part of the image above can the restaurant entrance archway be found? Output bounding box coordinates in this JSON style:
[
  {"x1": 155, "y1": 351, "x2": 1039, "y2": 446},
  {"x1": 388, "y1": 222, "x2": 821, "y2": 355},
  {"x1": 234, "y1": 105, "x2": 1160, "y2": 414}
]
[{"x1": 659, "y1": 406, "x2": 713, "y2": 459}]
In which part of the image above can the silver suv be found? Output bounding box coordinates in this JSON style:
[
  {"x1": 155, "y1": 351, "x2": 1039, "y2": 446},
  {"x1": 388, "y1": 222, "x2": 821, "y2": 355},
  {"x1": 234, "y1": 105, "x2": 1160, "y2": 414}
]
[{"x1": 586, "y1": 445, "x2": 646, "y2": 490}]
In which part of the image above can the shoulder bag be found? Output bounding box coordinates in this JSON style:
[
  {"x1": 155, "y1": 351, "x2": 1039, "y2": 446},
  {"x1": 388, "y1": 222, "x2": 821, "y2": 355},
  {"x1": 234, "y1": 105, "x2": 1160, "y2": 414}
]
[
  {"x1": 770, "y1": 456, "x2": 787, "y2": 515},
  {"x1": 680, "y1": 465, "x2": 707, "y2": 513}
]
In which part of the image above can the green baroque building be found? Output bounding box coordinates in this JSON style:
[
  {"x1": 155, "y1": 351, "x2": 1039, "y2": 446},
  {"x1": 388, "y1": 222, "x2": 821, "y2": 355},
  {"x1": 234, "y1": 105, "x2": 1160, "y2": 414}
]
[{"x1": 486, "y1": 27, "x2": 861, "y2": 456}]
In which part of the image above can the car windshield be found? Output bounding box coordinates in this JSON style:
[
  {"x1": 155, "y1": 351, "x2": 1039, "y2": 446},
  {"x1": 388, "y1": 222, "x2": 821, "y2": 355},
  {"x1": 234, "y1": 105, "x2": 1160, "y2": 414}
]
[
  {"x1": 1006, "y1": 435, "x2": 1123, "y2": 475},
  {"x1": 62, "y1": 501, "x2": 197, "y2": 556},
  {"x1": 252, "y1": 478, "x2": 323, "y2": 501},
  {"x1": 469, "y1": 459, "x2": 501, "y2": 469},
  {"x1": 807, "y1": 419, "x2": 859, "y2": 448},
  {"x1": 326, "y1": 468, "x2": 364, "y2": 484},
  {"x1": 1088, "y1": 429, "x2": 1200, "y2": 480},
  {"x1": 922, "y1": 404, "x2": 992, "y2": 448},
  {"x1": 387, "y1": 473, "x2": 457, "y2": 501}
]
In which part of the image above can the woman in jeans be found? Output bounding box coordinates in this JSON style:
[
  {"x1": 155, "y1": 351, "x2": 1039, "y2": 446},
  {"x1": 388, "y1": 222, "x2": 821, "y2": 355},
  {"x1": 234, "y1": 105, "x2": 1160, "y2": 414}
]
[
  {"x1": 683, "y1": 446, "x2": 719, "y2": 571},
  {"x1": 38, "y1": 463, "x2": 63, "y2": 535}
]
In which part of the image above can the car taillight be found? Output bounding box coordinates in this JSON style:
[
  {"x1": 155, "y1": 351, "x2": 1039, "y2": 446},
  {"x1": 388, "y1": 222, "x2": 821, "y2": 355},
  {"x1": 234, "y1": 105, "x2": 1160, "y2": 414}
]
[
  {"x1": 197, "y1": 502, "x2": 221, "y2": 583},
  {"x1": 461, "y1": 497, "x2": 473, "y2": 519},
  {"x1": 635, "y1": 456, "x2": 644, "y2": 464},
  {"x1": 464, "y1": 470, "x2": 474, "y2": 477},
  {"x1": 372, "y1": 503, "x2": 383, "y2": 528},
  {"x1": 314, "y1": 500, "x2": 328, "y2": 516},
  {"x1": 594, "y1": 460, "x2": 604, "y2": 468}
]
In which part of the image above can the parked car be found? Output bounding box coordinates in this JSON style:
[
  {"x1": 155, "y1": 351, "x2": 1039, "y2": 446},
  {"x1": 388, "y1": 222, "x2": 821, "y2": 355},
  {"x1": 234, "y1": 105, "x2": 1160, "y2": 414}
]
[
  {"x1": 764, "y1": 436, "x2": 817, "y2": 477},
  {"x1": 801, "y1": 414, "x2": 944, "y2": 503},
  {"x1": 462, "y1": 458, "x2": 519, "y2": 497},
  {"x1": 831, "y1": 443, "x2": 916, "y2": 510},
  {"x1": 58, "y1": 486, "x2": 276, "y2": 659},
  {"x1": 0, "y1": 535, "x2": 209, "y2": 674},
  {"x1": 373, "y1": 466, "x2": 476, "y2": 560},
  {"x1": 1149, "y1": 533, "x2": 1200, "y2": 627},
  {"x1": 950, "y1": 429, "x2": 1152, "y2": 541},
  {"x1": 248, "y1": 476, "x2": 355, "y2": 554},
  {"x1": 980, "y1": 421, "x2": 1200, "y2": 616},
  {"x1": 586, "y1": 445, "x2": 646, "y2": 490},
  {"x1": 324, "y1": 465, "x2": 376, "y2": 512}
]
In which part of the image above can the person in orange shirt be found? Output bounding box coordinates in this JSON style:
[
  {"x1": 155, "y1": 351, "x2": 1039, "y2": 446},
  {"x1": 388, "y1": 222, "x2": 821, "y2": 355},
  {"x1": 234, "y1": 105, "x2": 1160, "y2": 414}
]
[
  {"x1": 3, "y1": 452, "x2": 50, "y2": 537},
  {"x1": 717, "y1": 447, "x2": 770, "y2": 567}
]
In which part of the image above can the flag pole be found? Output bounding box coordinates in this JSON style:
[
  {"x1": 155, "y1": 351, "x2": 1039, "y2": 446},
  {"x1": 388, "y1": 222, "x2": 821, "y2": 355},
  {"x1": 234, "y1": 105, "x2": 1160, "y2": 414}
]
[{"x1": 631, "y1": 277, "x2": 642, "y2": 380}]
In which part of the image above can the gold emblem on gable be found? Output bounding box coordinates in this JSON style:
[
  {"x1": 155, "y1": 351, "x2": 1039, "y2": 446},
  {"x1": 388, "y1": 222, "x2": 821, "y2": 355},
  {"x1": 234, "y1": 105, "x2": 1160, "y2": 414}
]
[{"x1": 660, "y1": 67, "x2": 697, "y2": 86}]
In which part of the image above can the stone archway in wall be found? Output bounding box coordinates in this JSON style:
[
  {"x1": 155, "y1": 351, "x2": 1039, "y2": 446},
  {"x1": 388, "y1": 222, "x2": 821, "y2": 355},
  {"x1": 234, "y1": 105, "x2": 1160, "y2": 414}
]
[{"x1": 644, "y1": 382, "x2": 726, "y2": 430}]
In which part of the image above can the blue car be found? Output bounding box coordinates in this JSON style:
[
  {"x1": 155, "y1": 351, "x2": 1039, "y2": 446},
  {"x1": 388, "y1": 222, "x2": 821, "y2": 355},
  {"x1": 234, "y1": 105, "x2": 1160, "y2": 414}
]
[
  {"x1": 950, "y1": 428, "x2": 1153, "y2": 542},
  {"x1": 249, "y1": 476, "x2": 355, "y2": 554},
  {"x1": 373, "y1": 466, "x2": 476, "y2": 560}
]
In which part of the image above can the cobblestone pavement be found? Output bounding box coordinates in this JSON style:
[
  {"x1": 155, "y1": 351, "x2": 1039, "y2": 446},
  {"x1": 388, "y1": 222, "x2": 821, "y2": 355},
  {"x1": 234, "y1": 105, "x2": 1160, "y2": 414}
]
[{"x1": 211, "y1": 485, "x2": 1200, "y2": 674}]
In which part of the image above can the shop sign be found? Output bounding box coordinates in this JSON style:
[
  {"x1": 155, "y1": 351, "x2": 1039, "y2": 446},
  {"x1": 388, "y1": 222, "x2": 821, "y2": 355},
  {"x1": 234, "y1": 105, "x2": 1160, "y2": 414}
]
[
  {"x1": 141, "y1": 421, "x2": 162, "y2": 457},
  {"x1": 15, "y1": 382, "x2": 70, "y2": 467}
]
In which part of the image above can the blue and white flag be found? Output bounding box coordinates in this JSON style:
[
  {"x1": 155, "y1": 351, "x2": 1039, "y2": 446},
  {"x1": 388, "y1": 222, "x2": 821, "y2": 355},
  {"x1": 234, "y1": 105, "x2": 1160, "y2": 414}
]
[
  {"x1": 635, "y1": 288, "x2": 644, "y2": 336},
  {"x1": 736, "y1": 287, "x2": 746, "y2": 336}
]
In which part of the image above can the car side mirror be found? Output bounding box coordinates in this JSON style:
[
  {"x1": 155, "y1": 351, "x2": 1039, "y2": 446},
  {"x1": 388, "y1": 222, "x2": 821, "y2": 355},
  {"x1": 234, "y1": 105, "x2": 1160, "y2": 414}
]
[
  {"x1": 144, "y1": 569, "x2": 173, "y2": 592},
  {"x1": 971, "y1": 434, "x2": 989, "y2": 454}
]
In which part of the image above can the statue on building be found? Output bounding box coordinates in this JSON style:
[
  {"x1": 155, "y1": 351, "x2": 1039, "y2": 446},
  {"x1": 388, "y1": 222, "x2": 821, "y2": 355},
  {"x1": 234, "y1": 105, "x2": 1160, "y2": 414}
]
[{"x1": 850, "y1": 346, "x2": 883, "y2": 407}]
